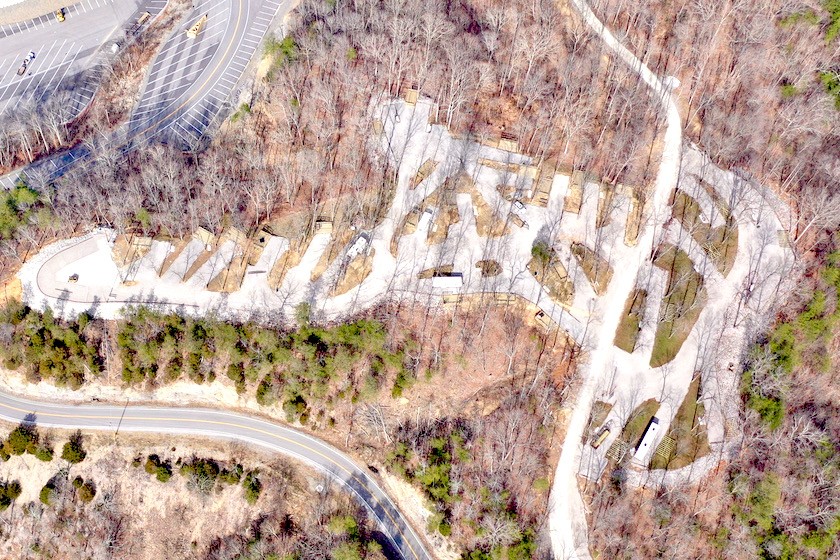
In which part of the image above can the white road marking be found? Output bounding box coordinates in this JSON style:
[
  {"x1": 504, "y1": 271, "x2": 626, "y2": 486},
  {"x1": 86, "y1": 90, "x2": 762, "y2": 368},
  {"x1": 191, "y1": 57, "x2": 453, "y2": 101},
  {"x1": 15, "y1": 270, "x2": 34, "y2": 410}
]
[
  {"x1": 205, "y1": 92, "x2": 226, "y2": 104},
  {"x1": 0, "y1": 75, "x2": 29, "y2": 114},
  {"x1": 0, "y1": 39, "x2": 59, "y2": 114},
  {"x1": 0, "y1": 55, "x2": 18, "y2": 87},
  {"x1": 143, "y1": 48, "x2": 220, "y2": 96},
  {"x1": 34, "y1": 44, "x2": 84, "y2": 105},
  {"x1": 166, "y1": 121, "x2": 195, "y2": 145},
  {"x1": 28, "y1": 38, "x2": 65, "y2": 78},
  {"x1": 180, "y1": 114, "x2": 204, "y2": 134},
  {"x1": 22, "y1": 41, "x2": 74, "y2": 107}
]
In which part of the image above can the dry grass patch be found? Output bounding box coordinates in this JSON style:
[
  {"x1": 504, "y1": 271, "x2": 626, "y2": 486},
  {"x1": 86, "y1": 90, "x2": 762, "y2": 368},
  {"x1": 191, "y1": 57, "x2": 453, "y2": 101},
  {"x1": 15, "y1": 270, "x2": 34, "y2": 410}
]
[
  {"x1": 589, "y1": 401, "x2": 613, "y2": 432},
  {"x1": 0, "y1": 278, "x2": 21, "y2": 306},
  {"x1": 425, "y1": 175, "x2": 468, "y2": 245},
  {"x1": 208, "y1": 254, "x2": 247, "y2": 292},
  {"x1": 181, "y1": 249, "x2": 214, "y2": 284},
  {"x1": 330, "y1": 249, "x2": 376, "y2": 296},
  {"x1": 112, "y1": 234, "x2": 152, "y2": 267},
  {"x1": 427, "y1": 203, "x2": 461, "y2": 244},
  {"x1": 475, "y1": 260, "x2": 502, "y2": 277},
  {"x1": 596, "y1": 183, "x2": 616, "y2": 228},
  {"x1": 264, "y1": 209, "x2": 309, "y2": 240},
  {"x1": 528, "y1": 249, "x2": 575, "y2": 305},
  {"x1": 531, "y1": 163, "x2": 562, "y2": 207},
  {"x1": 564, "y1": 170, "x2": 590, "y2": 213},
  {"x1": 207, "y1": 234, "x2": 270, "y2": 292},
  {"x1": 496, "y1": 183, "x2": 516, "y2": 201},
  {"x1": 649, "y1": 376, "x2": 710, "y2": 470},
  {"x1": 267, "y1": 237, "x2": 309, "y2": 290},
  {"x1": 614, "y1": 288, "x2": 647, "y2": 353},
  {"x1": 310, "y1": 226, "x2": 354, "y2": 282},
  {"x1": 478, "y1": 158, "x2": 521, "y2": 175},
  {"x1": 624, "y1": 192, "x2": 643, "y2": 246},
  {"x1": 157, "y1": 238, "x2": 191, "y2": 276},
  {"x1": 469, "y1": 188, "x2": 509, "y2": 237},
  {"x1": 418, "y1": 264, "x2": 454, "y2": 279},
  {"x1": 409, "y1": 159, "x2": 438, "y2": 189},
  {"x1": 671, "y1": 189, "x2": 738, "y2": 275},
  {"x1": 650, "y1": 244, "x2": 706, "y2": 367},
  {"x1": 571, "y1": 242, "x2": 613, "y2": 295}
]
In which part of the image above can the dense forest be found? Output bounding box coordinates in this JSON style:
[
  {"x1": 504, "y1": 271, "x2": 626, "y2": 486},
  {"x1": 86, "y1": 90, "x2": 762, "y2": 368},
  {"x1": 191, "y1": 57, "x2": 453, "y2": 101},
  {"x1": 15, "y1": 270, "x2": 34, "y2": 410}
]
[
  {"x1": 591, "y1": 0, "x2": 840, "y2": 212},
  {"x1": 0, "y1": 0, "x2": 837, "y2": 558},
  {"x1": 0, "y1": 0, "x2": 669, "y2": 279},
  {"x1": 0, "y1": 300, "x2": 566, "y2": 558}
]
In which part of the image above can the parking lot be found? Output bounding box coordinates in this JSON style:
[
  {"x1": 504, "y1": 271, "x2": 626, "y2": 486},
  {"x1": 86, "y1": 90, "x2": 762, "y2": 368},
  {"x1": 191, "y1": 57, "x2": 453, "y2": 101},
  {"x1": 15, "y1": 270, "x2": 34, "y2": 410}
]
[
  {"x1": 129, "y1": 0, "x2": 231, "y2": 132},
  {"x1": 129, "y1": 0, "x2": 290, "y2": 147},
  {"x1": 0, "y1": 0, "x2": 165, "y2": 120}
]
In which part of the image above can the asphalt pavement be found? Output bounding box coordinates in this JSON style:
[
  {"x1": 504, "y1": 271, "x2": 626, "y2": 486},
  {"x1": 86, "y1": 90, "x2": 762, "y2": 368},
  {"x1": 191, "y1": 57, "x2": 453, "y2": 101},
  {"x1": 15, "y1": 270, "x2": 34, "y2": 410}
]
[
  {"x1": 1, "y1": 0, "x2": 296, "y2": 188},
  {"x1": 0, "y1": 390, "x2": 432, "y2": 560},
  {"x1": 0, "y1": 0, "x2": 161, "y2": 119},
  {"x1": 129, "y1": 0, "x2": 295, "y2": 147}
]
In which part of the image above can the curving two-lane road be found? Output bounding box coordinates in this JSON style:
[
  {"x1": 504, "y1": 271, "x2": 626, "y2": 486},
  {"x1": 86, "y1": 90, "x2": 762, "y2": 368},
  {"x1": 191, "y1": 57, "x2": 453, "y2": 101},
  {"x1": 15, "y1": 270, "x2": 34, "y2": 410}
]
[{"x1": 0, "y1": 391, "x2": 431, "y2": 560}]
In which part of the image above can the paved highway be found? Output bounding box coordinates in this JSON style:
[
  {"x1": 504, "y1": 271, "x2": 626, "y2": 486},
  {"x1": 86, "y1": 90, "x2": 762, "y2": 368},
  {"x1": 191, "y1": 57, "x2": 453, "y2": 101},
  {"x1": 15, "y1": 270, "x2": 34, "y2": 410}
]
[{"x1": 0, "y1": 390, "x2": 431, "y2": 560}]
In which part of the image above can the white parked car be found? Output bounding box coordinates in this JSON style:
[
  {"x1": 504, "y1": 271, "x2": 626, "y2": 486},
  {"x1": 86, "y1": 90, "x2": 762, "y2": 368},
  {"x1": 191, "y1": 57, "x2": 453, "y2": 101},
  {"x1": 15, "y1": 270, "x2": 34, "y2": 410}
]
[{"x1": 16, "y1": 51, "x2": 36, "y2": 76}]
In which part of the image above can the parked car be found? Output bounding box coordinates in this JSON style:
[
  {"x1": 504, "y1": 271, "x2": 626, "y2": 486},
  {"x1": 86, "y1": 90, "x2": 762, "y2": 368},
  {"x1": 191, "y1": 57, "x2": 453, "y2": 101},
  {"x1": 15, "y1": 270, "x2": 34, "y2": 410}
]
[
  {"x1": 54, "y1": 9, "x2": 65, "y2": 22},
  {"x1": 16, "y1": 51, "x2": 36, "y2": 76}
]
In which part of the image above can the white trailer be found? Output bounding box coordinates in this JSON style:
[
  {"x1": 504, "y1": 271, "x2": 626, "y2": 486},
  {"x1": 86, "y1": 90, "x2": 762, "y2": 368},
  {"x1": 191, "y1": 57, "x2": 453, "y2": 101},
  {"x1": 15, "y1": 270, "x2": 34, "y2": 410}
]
[
  {"x1": 432, "y1": 273, "x2": 463, "y2": 290},
  {"x1": 633, "y1": 417, "x2": 659, "y2": 464}
]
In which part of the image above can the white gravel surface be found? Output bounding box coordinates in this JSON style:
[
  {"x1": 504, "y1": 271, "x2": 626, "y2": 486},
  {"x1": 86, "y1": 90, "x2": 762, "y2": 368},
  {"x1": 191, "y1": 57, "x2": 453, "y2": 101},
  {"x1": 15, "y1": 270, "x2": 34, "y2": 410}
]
[{"x1": 542, "y1": 1, "x2": 797, "y2": 560}]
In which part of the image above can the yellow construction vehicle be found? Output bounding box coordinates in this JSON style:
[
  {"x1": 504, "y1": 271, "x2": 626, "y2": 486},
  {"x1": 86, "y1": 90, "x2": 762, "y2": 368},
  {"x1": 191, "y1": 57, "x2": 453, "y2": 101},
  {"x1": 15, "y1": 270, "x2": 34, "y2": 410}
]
[{"x1": 186, "y1": 14, "x2": 207, "y2": 38}]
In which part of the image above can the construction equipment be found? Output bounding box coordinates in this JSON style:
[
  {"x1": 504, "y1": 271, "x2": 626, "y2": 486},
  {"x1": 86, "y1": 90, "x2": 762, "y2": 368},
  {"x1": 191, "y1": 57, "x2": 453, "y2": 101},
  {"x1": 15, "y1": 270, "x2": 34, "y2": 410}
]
[{"x1": 186, "y1": 14, "x2": 208, "y2": 38}]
